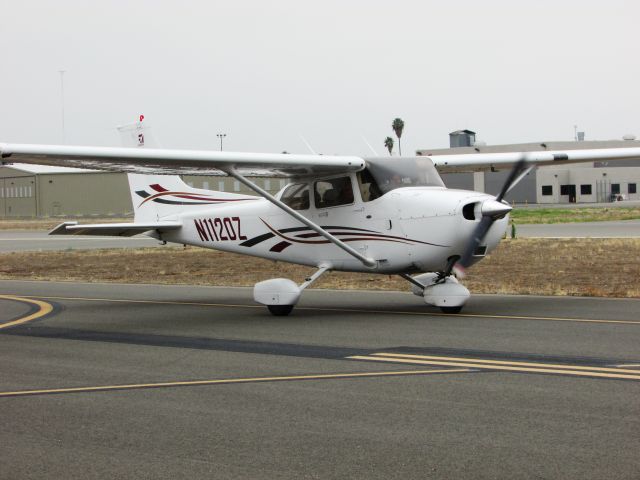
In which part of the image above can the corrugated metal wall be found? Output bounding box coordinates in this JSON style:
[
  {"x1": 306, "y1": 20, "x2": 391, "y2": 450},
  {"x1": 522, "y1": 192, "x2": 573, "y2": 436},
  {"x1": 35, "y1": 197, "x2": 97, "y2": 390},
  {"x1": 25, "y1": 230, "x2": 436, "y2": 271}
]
[{"x1": 0, "y1": 168, "x2": 37, "y2": 217}]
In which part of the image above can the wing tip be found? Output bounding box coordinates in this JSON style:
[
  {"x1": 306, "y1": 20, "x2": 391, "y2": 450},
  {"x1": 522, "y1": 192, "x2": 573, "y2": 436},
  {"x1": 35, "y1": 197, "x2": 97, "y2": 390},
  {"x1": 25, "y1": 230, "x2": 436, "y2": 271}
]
[{"x1": 0, "y1": 143, "x2": 10, "y2": 159}]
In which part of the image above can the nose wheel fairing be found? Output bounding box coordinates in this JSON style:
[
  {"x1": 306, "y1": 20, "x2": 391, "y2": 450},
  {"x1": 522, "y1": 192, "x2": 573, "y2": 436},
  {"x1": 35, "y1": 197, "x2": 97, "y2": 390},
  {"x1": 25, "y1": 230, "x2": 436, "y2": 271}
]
[{"x1": 407, "y1": 272, "x2": 470, "y2": 313}]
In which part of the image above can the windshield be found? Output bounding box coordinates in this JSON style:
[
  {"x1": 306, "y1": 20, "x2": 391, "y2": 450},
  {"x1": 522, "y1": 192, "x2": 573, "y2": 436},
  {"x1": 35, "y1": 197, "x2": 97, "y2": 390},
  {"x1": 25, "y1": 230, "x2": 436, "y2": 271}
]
[{"x1": 364, "y1": 157, "x2": 445, "y2": 195}]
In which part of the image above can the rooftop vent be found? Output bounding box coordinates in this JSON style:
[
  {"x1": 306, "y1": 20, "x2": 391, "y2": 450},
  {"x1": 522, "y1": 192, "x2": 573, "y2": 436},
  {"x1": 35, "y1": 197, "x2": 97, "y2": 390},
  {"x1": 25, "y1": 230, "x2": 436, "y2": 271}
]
[{"x1": 449, "y1": 129, "x2": 476, "y2": 148}]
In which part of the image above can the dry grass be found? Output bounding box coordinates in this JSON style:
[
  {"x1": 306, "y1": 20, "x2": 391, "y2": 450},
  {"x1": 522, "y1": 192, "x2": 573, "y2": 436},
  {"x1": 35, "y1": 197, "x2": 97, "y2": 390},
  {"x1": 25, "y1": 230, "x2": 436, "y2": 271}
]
[{"x1": 1, "y1": 238, "x2": 639, "y2": 297}]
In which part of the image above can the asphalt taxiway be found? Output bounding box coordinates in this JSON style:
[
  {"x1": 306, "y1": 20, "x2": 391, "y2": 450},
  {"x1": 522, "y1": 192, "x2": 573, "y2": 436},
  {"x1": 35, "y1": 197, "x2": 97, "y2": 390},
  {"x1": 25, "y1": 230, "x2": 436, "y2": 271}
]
[{"x1": 1, "y1": 280, "x2": 639, "y2": 479}]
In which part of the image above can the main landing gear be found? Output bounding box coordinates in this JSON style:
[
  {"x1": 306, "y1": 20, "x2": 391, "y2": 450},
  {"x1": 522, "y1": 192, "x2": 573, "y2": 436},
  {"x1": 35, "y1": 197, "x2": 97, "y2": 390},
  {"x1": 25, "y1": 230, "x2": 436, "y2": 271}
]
[
  {"x1": 254, "y1": 265, "x2": 330, "y2": 316},
  {"x1": 401, "y1": 272, "x2": 470, "y2": 314},
  {"x1": 254, "y1": 266, "x2": 469, "y2": 316},
  {"x1": 267, "y1": 305, "x2": 294, "y2": 316}
]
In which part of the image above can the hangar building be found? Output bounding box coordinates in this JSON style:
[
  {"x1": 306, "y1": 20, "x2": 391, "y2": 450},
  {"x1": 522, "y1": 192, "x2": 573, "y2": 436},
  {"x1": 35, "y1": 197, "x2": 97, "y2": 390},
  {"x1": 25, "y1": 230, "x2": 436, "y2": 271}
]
[
  {"x1": 0, "y1": 163, "x2": 286, "y2": 218},
  {"x1": 0, "y1": 164, "x2": 130, "y2": 217}
]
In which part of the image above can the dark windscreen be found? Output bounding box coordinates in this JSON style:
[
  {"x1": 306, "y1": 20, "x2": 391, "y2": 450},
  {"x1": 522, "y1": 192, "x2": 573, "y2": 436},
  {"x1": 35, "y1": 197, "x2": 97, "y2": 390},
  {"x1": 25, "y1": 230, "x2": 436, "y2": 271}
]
[{"x1": 365, "y1": 157, "x2": 445, "y2": 194}]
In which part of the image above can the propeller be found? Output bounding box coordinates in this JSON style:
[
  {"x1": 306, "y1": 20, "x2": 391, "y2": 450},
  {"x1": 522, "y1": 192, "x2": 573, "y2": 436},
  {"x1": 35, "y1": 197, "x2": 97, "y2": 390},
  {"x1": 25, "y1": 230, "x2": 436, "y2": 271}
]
[{"x1": 451, "y1": 156, "x2": 528, "y2": 278}]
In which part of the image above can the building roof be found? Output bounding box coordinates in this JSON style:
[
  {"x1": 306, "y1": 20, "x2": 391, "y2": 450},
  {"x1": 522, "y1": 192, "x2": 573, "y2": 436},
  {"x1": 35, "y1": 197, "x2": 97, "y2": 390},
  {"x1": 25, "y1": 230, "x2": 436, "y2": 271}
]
[
  {"x1": 449, "y1": 129, "x2": 476, "y2": 135},
  {"x1": 417, "y1": 139, "x2": 640, "y2": 156},
  {"x1": 1, "y1": 163, "x2": 95, "y2": 174}
]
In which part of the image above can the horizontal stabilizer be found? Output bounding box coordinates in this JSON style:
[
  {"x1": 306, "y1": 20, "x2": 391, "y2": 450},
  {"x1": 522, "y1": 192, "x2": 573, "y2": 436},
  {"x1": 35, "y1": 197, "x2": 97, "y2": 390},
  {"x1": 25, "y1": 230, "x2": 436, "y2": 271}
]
[{"x1": 49, "y1": 221, "x2": 182, "y2": 237}]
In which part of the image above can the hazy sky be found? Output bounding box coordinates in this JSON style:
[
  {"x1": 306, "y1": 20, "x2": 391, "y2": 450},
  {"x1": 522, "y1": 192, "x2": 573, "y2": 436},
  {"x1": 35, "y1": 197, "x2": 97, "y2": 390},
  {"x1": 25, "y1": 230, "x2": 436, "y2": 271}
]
[{"x1": 1, "y1": 0, "x2": 638, "y2": 155}]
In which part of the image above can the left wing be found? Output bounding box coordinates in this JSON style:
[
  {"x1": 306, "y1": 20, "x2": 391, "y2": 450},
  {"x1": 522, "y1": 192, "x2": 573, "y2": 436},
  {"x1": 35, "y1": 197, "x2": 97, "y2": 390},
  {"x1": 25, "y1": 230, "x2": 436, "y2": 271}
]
[
  {"x1": 0, "y1": 143, "x2": 364, "y2": 177},
  {"x1": 425, "y1": 147, "x2": 640, "y2": 173}
]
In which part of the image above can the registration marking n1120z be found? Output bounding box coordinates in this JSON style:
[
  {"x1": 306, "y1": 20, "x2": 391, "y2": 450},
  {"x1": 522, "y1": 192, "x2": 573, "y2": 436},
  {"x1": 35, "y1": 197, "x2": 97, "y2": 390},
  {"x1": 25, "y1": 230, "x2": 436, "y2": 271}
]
[{"x1": 194, "y1": 217, "x2": 247, "y2": 242}]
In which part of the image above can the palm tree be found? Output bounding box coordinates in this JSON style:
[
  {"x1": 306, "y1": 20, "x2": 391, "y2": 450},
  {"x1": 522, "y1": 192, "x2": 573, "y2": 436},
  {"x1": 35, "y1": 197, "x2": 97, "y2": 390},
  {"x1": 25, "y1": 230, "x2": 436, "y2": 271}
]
[
  {"x1": 392, "y1": 118, "x2": 405, "y2": 156},
  {"x1": 384, "y1": 136, "x2": 394, "y2": 156}
]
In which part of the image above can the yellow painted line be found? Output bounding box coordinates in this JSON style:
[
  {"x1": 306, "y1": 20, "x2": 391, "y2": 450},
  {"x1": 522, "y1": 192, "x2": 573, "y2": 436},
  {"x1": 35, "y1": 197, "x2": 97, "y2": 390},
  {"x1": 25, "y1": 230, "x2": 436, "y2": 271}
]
[
  {"x1": 0, "y1": 295, "x2": 54, "y2": 329},
  {"x1": 15, "y1": 295, "x2": 640, "y2": 326},
  {"x1": 0, "y1": 368, "x2": 472, "y2": 398},
  {"x1": 22, "y1": 295, "x2": 259, "y2": 310},
  {"x1": 615, "y1": 364, "x2": 640, "y2": 368},
  {"x1": 348, "y1": 356, "x2": 640, "y2": 381},
  {"x1": 371, "y1": 352, "x2": 640, "y2": 375}
]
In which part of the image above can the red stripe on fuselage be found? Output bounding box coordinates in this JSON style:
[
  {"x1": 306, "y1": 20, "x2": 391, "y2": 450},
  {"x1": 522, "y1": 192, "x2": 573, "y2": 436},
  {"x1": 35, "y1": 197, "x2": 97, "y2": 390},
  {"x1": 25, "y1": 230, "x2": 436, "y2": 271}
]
[{"x1": 139, "y1": 190, "x2": 257, "y2": 206}]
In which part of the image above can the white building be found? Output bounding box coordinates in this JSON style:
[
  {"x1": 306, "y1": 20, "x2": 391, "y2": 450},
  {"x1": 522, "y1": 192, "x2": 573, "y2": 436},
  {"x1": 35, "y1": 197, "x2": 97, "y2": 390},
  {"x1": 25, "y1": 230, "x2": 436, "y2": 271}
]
[{"x1": 418, "y1": 138, "x2": 640, "y2": 204}]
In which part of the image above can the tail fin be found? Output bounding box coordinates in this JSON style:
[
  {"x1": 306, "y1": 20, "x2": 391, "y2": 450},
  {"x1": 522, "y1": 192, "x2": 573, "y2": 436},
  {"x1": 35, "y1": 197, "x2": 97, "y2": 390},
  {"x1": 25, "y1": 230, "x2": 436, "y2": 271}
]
[
  {"x1": 117, "y1": 114, "x2": 160, "y2": 148},
  {"x1": 127, "y1": 174, "x2": 253, "y2": 222},
  {"x1": 119, "y1": 117, "x2": 257, "y2": 222}
]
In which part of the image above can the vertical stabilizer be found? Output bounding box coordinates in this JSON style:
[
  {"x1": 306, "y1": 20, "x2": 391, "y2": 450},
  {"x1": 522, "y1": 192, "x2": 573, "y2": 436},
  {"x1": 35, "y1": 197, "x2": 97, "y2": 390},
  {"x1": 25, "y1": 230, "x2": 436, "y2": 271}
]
[
  {"x1": 119, "y1": 115, "x2": 255, "y2": 223},
  {"x1": 127, "y1": 174, "x2": 257, "y2": 223},
  {"x1": 117, "y1": 114, "x2": 159, "y2": 148}
]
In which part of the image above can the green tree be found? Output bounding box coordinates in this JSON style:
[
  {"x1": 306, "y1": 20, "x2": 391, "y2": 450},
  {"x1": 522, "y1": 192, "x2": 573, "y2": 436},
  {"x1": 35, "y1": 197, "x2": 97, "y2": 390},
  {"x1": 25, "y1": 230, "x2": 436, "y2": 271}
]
[
  {"x1": 392, "y1": 118, "x2": 405, "y2": 156},
  {"x1": 384, "y1": 136, "x2": 394, "y2": 156}
]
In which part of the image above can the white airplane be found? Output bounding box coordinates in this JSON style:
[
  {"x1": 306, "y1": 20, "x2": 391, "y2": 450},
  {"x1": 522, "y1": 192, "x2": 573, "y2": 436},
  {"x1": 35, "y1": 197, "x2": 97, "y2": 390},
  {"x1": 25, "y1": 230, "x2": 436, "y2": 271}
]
[{"x1": 2, "y1": 141, "x2": 640, "y2": 315}]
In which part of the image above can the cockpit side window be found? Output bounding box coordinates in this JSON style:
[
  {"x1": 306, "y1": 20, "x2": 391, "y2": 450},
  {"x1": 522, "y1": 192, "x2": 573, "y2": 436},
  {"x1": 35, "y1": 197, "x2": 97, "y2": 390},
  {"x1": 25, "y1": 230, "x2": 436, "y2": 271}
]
[
  {"x1": 314, "y1": 176, "x2": 354, "y2": 208},
  {"x1": 357, "y1": 168, "x2": 382, "y2": 202},
  {"x1": 281, "y1": 183, "x2": 310, "y2": 210}
]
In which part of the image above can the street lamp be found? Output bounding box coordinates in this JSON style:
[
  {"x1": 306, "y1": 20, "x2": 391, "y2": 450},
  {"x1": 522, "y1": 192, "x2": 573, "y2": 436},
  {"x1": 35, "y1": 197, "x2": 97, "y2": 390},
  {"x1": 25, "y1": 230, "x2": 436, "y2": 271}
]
[
  {"x1": 59, "y1": 70, "x2": 66, "y2": 144},
  {"x1": 216, "y1": 133, "x2": 227, "y2": 151}
]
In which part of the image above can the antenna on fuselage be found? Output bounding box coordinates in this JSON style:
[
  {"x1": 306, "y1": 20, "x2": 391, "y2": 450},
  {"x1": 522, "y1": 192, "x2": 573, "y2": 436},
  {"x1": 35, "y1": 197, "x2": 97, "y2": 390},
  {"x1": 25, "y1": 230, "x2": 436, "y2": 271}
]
[
  {"x1": 299, "y1": 135, "x2": 318, "y2": 155},
  {"x1": 361, "y1": 136, "x2": 379, "y2": 156}
]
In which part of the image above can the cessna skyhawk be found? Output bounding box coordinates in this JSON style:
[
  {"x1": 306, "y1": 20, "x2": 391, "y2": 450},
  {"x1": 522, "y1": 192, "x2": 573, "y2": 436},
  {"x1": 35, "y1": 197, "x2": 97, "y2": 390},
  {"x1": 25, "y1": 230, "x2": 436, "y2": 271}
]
[{"x1": 2, "y1": 142, "x2": 639, "y2": 315}]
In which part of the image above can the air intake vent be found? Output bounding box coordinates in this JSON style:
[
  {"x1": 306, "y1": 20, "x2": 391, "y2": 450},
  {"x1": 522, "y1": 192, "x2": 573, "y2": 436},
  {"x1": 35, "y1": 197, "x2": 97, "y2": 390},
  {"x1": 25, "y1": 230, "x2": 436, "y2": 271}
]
[{"x1": 462, "y1": 202, "x2": 476, "y2": 221}]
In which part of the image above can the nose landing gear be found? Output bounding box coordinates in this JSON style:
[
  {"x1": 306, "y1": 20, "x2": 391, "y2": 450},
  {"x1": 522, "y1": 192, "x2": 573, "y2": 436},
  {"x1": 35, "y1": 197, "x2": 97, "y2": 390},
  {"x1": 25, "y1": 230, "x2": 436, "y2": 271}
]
[{"x1": 401, "y1": 272, "x2": 470, "y2": 314}]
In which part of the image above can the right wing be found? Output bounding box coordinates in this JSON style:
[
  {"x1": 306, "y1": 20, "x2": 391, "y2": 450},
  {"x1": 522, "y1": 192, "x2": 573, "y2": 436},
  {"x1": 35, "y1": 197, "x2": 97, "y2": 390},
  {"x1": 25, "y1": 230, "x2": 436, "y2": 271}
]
[
  {"x1": 0, "y1": 143, "x2": 364, "y2": 177},
  {"x1": 426, "y1": 147, "x2": 640, "y2": 173},
  {"x1": 49, "y1": 221, "x2": 182, "y2": 237}
]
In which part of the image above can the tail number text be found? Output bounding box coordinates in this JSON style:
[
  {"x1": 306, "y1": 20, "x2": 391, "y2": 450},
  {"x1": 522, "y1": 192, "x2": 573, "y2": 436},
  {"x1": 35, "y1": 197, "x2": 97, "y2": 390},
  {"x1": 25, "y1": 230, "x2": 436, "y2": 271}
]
[{"x1": 194, "y1": 217, "x2": 247, "y2": 242}]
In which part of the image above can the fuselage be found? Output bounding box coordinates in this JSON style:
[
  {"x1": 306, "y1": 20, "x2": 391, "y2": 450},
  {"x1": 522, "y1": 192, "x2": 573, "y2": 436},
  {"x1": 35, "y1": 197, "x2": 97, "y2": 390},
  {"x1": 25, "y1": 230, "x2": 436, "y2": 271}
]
[{"x1": 158, "y1": 171, "x2": 509, "y2": 274}]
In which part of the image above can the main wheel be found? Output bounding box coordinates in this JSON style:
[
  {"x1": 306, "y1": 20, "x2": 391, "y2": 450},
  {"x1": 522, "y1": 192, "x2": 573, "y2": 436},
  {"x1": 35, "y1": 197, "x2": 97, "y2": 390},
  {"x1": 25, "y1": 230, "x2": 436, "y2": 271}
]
[
  {"x1": 440, "y1": 306, "x2": 463, "y2": 314},
  {"x1": 267, "y1": 304, "x2": 294, "y2": 316}
]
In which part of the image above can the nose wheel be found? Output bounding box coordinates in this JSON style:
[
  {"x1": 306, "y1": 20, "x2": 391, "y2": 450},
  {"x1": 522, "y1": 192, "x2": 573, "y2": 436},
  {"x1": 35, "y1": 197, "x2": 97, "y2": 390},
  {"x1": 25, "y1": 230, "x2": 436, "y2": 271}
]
[{"x1": 401, "y1": 273, "x2": 470, "y2": 314}]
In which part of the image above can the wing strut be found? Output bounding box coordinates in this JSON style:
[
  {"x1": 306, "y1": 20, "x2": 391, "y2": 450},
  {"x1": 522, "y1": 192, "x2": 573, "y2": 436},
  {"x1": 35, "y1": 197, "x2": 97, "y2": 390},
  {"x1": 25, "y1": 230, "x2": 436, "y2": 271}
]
[{"x1": 228, "y1": 169, "x2": 376, "y2": 268}]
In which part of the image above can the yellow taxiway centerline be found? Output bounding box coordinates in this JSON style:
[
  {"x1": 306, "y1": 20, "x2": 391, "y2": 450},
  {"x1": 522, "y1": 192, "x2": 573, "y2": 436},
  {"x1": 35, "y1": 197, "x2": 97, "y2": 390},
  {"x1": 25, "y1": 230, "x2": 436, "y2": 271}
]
[
  {"x1": 370, "y1": 352, "x2": 640, "y2": 375},
  {"x1": 348, "y1": 355, "x2": 640, "y2": 381},
  {"x1": 0, "y1": 295, "x2": 54, "y2": 330},
  {"x1": 15, "y1": 294, "x2": 640, "y2": 326},
  {"x1": 0, "y1": 368, "x2": 472, "y2": 398}
]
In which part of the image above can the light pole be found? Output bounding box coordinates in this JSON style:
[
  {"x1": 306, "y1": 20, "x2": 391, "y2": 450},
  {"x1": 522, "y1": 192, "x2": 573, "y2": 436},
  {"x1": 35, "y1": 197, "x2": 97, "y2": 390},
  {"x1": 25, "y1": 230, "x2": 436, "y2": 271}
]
[
  {"x1": 216, "y1": 133, "x2": 227, "y2": 151},
  {"x1": 59, "y1": 70, "x2": 66, "y2": 144}
]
